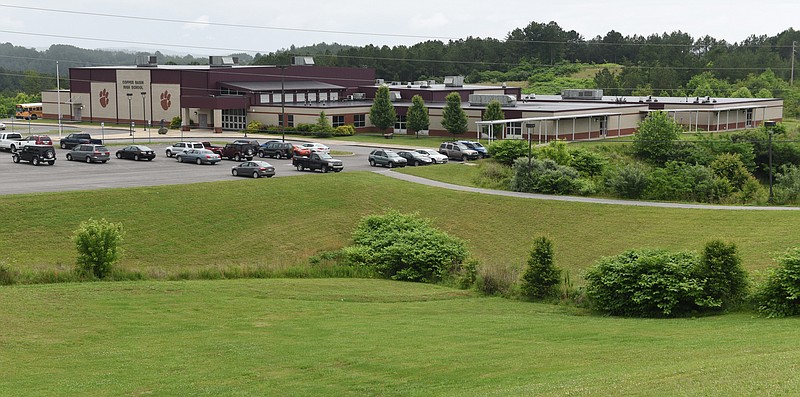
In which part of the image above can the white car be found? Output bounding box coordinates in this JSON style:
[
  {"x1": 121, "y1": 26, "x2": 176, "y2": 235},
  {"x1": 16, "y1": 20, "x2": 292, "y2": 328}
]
[
  {"x1": 0, "y1": 122, "x2": 5, "y2": 130},
  {"x1": 414, "y1": 148, "x2": 449, "y2": 164},
  {"x1": 301, "y1": 142, "x2": 330, "y2": 154}
]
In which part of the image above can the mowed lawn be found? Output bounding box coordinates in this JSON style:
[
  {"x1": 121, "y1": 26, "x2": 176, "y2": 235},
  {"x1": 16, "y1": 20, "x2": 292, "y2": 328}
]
[
  {"x1": 1, "y1": 278, "x2": 798, "y2": 396},
  {"x1": 2, "y1": 172, "x2": 800, "y2": 280}
]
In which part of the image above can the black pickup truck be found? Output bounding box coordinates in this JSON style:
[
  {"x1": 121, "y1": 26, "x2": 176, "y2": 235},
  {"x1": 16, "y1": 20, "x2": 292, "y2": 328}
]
[
  {"x1": 292, "y1": 152, "x2": 344, "y2": 173},
  {"x1": 59, "y1": 133, "x2": 102, "y2": 149}
]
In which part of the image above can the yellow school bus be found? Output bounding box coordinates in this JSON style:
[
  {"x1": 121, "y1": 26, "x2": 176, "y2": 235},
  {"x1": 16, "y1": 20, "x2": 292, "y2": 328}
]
[{"x1": 15, "y1": 103, "x2": 43, "y2": 120}]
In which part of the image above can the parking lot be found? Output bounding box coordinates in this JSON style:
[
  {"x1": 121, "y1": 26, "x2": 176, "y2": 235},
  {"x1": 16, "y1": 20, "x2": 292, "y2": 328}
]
[{"x1": 0, "y1": 138, "x2": 395, "y2": 195}]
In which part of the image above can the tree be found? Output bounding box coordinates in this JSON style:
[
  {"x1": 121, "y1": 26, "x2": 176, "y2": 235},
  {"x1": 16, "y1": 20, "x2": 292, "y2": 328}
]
[
  {"x1": 482, "y1": 100, "x2": 505, "y2": 140},
  {"x1": 633, "y1": 111, "x2": 682, "y2": 164},
  {"x1": 406, "y1": 95, "x2": 430, "y2": 138},
  {"x1": 441, "y1": 92, "x2": 468, "y2": 140},
  {"x1": 521, "y1": 236, "x2": 561, "y2": 299},
  {"x1": 696, "y1": 240, "x2": 748, "y2": 309},
  {"x1": 369, "y1": 85, "x2": 396, "y2": 134},
  {"x1": 73, "y1": 218, "x2": 124, "y2": 279}
]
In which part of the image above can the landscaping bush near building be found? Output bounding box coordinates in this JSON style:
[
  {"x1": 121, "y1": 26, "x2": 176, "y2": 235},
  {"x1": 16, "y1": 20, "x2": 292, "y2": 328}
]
[
  {"x1": 487, "y1": 139, "x2": 528, "y2": 166},
  {"x1": 510, "y1": 157, "x2": 594, "y2": 196},
  {"x1": 345, "y1": 211, "x2": 469, "y2": 283},
  {"x1": 754, "y1": 247, "x2": 800, "y2": 318}
]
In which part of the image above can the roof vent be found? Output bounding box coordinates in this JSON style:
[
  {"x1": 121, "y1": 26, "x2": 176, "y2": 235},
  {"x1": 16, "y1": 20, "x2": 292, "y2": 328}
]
[
  {"x1": 444, "y1": 75, "x2": 464, "y2": 87},
  {"x1": 209, "y1": 56, "x2": 238, "y2": 67},
  {"x1": 561, "y1": 89, "x2": 603, "y2": 100},
  {"x1": 291, "y1": 56, "x2": 315, "y2": 66},
  {"x1": 136, "y1": 55, "x2": 158, "y2": 67}
]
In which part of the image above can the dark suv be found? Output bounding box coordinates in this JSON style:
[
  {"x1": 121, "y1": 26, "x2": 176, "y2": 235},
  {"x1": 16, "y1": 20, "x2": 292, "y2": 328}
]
[
  {"x1": 368, "y1": 149, "x2": 407, "y2": 168},
  {"x1": 258, "y1": 141, "x2": 294, "y2": 159},
  {"x1": 222, "y1": 143, "x2": 255, "y2": 161},
  {"x1": 12, "y1": 145, "x2": 56, "y2": 166}
]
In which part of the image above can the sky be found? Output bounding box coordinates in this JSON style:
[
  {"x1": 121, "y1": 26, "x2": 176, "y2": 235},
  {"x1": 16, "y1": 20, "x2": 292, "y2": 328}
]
[{"x1": 0, "y1": 0, "x2": 798, "y2": 57}]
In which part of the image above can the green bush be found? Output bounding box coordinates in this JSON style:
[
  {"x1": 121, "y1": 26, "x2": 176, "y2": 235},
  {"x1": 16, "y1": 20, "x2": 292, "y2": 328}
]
[
  {"x1": 710, "y1": 153, "x2": 754, "y2": 191},
  {"x1": 510, "y1": 158, "x2": 585, "y2": 195},
  {"x1": 520, "y1": 237, "x2": 561, "y2": 299},
  {"x1": 169, "y1": 116, "x2": 182, "y2": 129},
  {"x1": 537, "y1": 140, "x2": 572, "y2": 166},
  {"x1": 476, "y1": 263, "x2": 519, "y2": 296},
  {"x1": 695, "y1": 240, "x2": 748, "y2": 309},
  {"x1": 570, "y1": 147, "x2": 607, "y2": 177},
  {"x1": 348, "y1": 211, "x2": 468, "y2": 282},
  {"x1": 585, "y1": 249, "x2": 719, "y2": 317},
  {"x1": 334, "y1": 125, "x2": 356, "y2": 136},
  {"x1": 73, "y1": 218, "x2": 124, "y2": 279},
  {"x1": 645, "y1": 161, "x2": 732, "y2": 203},
  {"x1": 633, "y1": 111, "x2": 682, "y2": 164},
  {"x1": 605, "y1": 163, "x2": 649, "y2": 199},
  {"x1": 774, "y1": 164, "x2": 800, "y2": 204},
  {"x1": 247, "y1": 120, "x2": 264, "y2": 131},
  {"x1": 488, "y1": 139, "x2": 529, "y2": 167},
  {"x1": 473, "y1": 160, "x2": 513, "y2": 189},
  {"x1": 754, "y1": 247, "x2": 800, "y2": 317}
]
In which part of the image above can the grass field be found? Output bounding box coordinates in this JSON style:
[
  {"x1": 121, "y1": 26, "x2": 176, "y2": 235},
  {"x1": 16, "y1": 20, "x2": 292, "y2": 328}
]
[
  {"x1": 2, "y1": 172, "x2": 800, "y2": 282},
  {"x1": 2, "y1": 278, "x2": 798, "y2": 396}
]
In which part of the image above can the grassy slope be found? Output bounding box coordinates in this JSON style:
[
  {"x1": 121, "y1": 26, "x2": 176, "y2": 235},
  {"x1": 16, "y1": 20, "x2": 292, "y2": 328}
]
[
  {"x1": 1, "y1": 279, "x2": 798, "y2": 396},
  {"x1": 1, "y1": 172, "x2": 799, "y2": 280}
]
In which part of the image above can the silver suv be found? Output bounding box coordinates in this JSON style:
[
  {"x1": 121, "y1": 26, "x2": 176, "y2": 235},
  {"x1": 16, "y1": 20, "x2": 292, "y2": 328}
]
[
  {"x1": 438, "y1": 142, "x2": 480, "y2": 161},
  {"x1": 165, "y1": 141, "x2": 204, "y2": 157},
  {"x1": 369, "y1": 149, "x2": 407, "y2": 168}
]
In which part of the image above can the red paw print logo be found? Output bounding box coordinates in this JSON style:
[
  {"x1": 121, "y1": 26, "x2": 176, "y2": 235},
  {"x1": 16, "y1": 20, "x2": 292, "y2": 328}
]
[
  {"x1": 160, "y1": 90, "x2": 172, "y2": 110},
  {"x1": 99, "y1": 89, "x2": 110, "y2": 108}
]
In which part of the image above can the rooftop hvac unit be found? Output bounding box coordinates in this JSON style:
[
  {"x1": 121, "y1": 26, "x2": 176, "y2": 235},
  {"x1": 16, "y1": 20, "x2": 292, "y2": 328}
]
[
  {"x1": 375, "y1": 78, "x2": 385, "y2": 85},
  {"x1": 136, "y1": 55, "x2": 158, "y2": 67},
  {"x1": 389, "y1": 92, "x2": 402, "y2": 101},
  {"x1": 352, "y1": 92, "x2": 366, "y2": 100},
  {"x1": 561, "y1": 89, "x2": 603, "y2": 100},
  {"x1": 420, "y1": 81, "x2": 430, "y2": 88},
  {"x1": 209, "y1": 56, "x2": 239, "y2": 67},
  {"x1": 291, "y1": 56, "x2": 315, "y2": 66},
  {"x1": 444, "y1": 75, "x2": 464, "y2": 87},
  {"x1": 469, "y1": 94, "x2": 517, "y2": 107}
]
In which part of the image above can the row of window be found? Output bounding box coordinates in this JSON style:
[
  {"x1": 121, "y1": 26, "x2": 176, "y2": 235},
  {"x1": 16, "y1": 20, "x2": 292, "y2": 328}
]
[{"x1": 260, "y1": 91, "x2": 341, "y2": 105}]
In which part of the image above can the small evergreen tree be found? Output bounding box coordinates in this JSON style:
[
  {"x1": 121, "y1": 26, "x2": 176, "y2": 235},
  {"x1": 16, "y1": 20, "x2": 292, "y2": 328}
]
[
  {"x1": 441, "y1": 92, "x2": 468, "y2": 140},
  {"x1": 406, "y1": 95, "x2": 430, "y2": 138},
  {"x1": 695, "y1": 240, "x2": 748, "y2": 309},
  {"x1": 369, "y1": 85, "x2": 397, "y2": 134},
  {"x1": 521, "y1": 236, "x2": 561, "y2": 299}
]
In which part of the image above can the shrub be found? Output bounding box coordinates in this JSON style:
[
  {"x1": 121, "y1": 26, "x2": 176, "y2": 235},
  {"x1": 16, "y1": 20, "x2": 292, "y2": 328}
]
[
  {"x1": 605, "y1": 163, "x2": 649, "y2": 199},
  {"x1": 488, "y1": 139, "x2": 529, "y2": 166},
  {"x1": 247, "y1": 120, "x2": 264, "y2": 131},
  {"x1": 476, "y1": 263, "x2": 519, "y2": 296},
  {"x1": 348, "y1": 211, "x2": 468, "y2": 282},
  {"x1": 774, "y1": 164, "x2": 800, "y2": 204},
  {"x1": 510, "y1": 157, "x2": 584, "y2": 195},
  {"x1": 754, "y1": 247, "x2": 800, "y2": 317},
  {"x1": 633, "y1": 111, "x2": 682, "y2": 164},
  {"x1": 645, "y1": 161, "x2": 731, "y2": 203},
  {"x1": 334, "y1": 125, "x2": 356, "y2": 136},
  {"x1": 710, "y1": 152, "x2": 754, "y2": 191},
  {"x1": 570, "y1": 147, "x2": 607, "y2": 177},
  {"x1": 473, "y1": 160, "x2": 513, "y2": 189},
  {"x1": 585, "y1": 249, "x2": 718, "y2": 317},
  {"x1": 520, "y1": 237, "x2": 561, "y2": 299},
  {"x1": 73, "y1": 218, "x2": 124, "y2": 279},
  {"x1": 537, "y1": 140, "x2": 571, "y2": 166},
  {"x1": 695, "y1": 240, "x2": 748, "y2": 309},
  {"x1": 169, "y1": 116, "x2": 182, "y2": 129}
]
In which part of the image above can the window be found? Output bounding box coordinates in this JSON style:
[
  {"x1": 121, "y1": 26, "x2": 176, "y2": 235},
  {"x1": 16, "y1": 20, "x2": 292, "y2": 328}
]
[
  {"x1": 296, "y1": 93, "x2": 306, "y2": 103},
  {"x1": 273, "y1": 93, "x2": 283, "y2": 104},
  {"x1": 308, "y1": 93, "x2": 317, "y2": 102},
  {"x1": 330, "y1": 92, "x2": 339, "y2": 101},
  {"x1": 332, "y1": 115, "x2": 345, "y2": 127},
  {"x1": 259, "y1": 94, "x2": 270, "y2": 104},
  {"x1": 279, "y1": 114, "x2": 294, "y2": 127},
  {"x1": 394, "y1": 114, "x2": 407, "y2": 130},
  {"x1": 506, "y1": 122, "x2": 522, "y2": 139},
  {"x1": 354, "y1": 114, "x2": 366, "y2": 127},
  {"x1": 319, "y1": 92, "x2": 328, "y2": 102}
]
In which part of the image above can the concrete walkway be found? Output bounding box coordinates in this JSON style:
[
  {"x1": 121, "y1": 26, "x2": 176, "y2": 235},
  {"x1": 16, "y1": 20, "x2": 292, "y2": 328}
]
[{"x1": 375, "y1": 169, "x2": 800, "y2": 211}]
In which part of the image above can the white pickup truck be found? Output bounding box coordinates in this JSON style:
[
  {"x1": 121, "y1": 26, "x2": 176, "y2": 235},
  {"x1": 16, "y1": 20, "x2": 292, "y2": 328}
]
[{"x1": 0, "y1": 132, "x2": 23, "y2": 151}]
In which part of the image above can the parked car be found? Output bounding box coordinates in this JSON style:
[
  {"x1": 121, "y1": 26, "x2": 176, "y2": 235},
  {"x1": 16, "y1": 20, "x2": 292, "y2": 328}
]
[
  {"x1": 66, "y1": 144, "x2": 111, "y2": 163},
  {"x1": 368, "y1": 149, "x2": 407, "y2": 168},
  {"x1": 231, "y1": 160, "x2": 276, "y2": 178},
  {"x1": 397, "y1": 150, "x2": 434, "y2": 166},
  {"x1": 11, "y1": 145, "x2": 56, "y2": 166},
  {"x1": 233, "y1": 139, "x2": 261, "y2": 148},
  {"x1": 458, "y1": 140, "x2": 489, "y2": 158},
  {"x1": 438, "y1": 141, "x2": 480, "y2": 161},
  {"x1": 201, "y1": 141, "x2": 224, "y2": 156},
  {"x1": 258, "y1": 141, "x2": 295, "y2": 159},
  {"x1": 165, "y1": 142, "x2": 204, "y2": 157},
  {"x1": 115, "y1": 145, "x2": 156, "y2": 161},
  {"x1": 59, "y1": 133, "x2": 102, "y2": 149},
  {"x1": 176, "y1": 149, "x2": 221, "y2": 165},
  {"x1": 293, "y1": 144, "x2": 312, "y2": 157},
  {"x1": 293, "y1": 152, "x2": 344, "y2": 173},
  {"x1": 300, "y1": 142, "x2": 330, "y2": 154},
  {"x1": 0, "y1": 132, "x2": 23, "y2": 151},
  {"x1": 222, "y1": 142, "x2": 256, "y2": 161},
  {"x1": 414, "y1": 148, "x2": 448, "y2": 164},
  {"x1": 0, "y1": 122, "x2": 5, "y2": 130},
  {"x1": 10, "y1": 135, "x2": 52, "y2": 152}
]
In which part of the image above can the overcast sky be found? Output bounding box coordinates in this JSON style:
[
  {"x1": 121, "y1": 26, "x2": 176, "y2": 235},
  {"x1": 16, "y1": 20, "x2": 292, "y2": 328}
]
[{"x1": 1, "y1": 0, "x2": 798, "y2": 57}]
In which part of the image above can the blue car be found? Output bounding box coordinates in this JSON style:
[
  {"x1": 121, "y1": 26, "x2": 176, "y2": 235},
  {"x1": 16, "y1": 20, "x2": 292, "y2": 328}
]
[{"x1": 458, "y1": 140, "x2": 489, "y2": 158}]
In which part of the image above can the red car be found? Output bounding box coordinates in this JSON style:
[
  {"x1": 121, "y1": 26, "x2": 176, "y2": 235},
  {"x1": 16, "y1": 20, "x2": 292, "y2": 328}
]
[
  {"x1": 202, "y1": 141, "x2": 224, "y2": 156},
  {"x1": 293, "y1": 144, "x2": 311, "y2": 157},
  {"x1": 14, "y1": 135, "x2": 53, "y2": 151}
]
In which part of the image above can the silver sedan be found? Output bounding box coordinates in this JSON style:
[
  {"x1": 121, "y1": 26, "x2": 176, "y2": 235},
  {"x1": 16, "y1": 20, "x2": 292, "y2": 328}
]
[{"x1": 176, "y1": 149, "x2": 221, "y2": 165}]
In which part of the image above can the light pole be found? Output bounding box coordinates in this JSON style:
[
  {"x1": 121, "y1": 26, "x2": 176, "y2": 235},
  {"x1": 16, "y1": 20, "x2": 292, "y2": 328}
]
[
  {"x1": 765, "y1": 120, "x2": 777, "y2": 204},
  {"x1": 141, "y1": 92, "x2": 147, "y2": 132},
  {"x1": 127, "y1": 93, "x2": 133, "y2": 140},
  {"x1": 280, "y1": 65, "x2": 286, "y2": 143}
]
